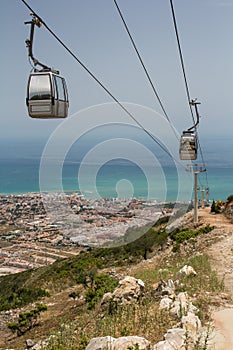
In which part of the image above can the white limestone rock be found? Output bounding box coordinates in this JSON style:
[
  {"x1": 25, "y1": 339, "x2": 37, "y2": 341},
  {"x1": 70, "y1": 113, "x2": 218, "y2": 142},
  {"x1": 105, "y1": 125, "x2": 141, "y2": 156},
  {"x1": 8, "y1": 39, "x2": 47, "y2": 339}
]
[
  {"x1": 101, "y1": 276, "x2": 145, "y2": 308},
  {"x1": 85, "y1": 336, "x2": 151, "y2": 350},
  {"x1": 181, "y1": 312, "x2": 202, "y2": 335},
  {"x1": 113, "y1": 336, "x2": 151, "y2": 350},
  {"x1": 154, "y1": 328, "x2": 186, "y2": 349},
  {"x1": 85, "y1": 336, "x2": 115, "y2": 350},
  {"x1": 159, "y1": 296, "x2": 173, "y2": 310},
  {"x1": 179, "y1": 265, "x2": 197, "y2": 277}
]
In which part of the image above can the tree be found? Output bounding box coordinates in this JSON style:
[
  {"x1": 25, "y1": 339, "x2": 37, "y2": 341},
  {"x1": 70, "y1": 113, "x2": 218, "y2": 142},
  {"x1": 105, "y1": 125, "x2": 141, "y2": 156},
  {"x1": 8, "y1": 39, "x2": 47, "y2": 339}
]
[
  {"x1": 211, "y1": 200, "x2": 222, "y2": 214},
  {"x1": 227, "y1": 194, "x2": 233, "y2": 203}
]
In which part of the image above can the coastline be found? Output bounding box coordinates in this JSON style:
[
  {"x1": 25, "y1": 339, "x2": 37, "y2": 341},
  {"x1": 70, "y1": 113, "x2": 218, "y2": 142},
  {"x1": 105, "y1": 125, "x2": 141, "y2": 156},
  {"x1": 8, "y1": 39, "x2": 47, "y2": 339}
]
[
  {"x1": 1, "y1": 136, "x2": 233, "y2": 202},
  {"x1": 0, "y1": 192, "x2": 181, "y2": 276}
]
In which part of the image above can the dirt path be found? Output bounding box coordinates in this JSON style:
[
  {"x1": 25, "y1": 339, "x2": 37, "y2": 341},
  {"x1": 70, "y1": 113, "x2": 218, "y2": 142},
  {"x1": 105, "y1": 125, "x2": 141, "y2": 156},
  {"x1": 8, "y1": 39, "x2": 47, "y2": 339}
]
[{"x1": 198, "y1": 208, "x2": 233, "y2": 349}]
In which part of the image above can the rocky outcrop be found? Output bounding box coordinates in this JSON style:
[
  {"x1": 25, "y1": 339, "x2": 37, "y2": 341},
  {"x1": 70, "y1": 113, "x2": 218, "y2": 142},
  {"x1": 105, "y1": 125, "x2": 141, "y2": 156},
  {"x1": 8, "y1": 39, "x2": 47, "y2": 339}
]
[
  {"x1": 157, "y1": 291, "x2": 202, "y2": 349},
  {"x1": 160, "y1": 291, "x2": 198, "y2": 319},
  {"x1": 224, "y1": 201, "x2": 233, "y2": 223},
  {"x1": 86, "y1": 272, "x2": 209, "y2": 350},
  {"x1": 101, "y1": 276, "x2": 145, "y2": 309},
  {"x1": 85, "y1": 336, "x2": 151, "y2": 350},
  {"x1": 85, "y1": 336, "x2": 114, "y2": 350},
  {"x1": 152, "y1": 279, "x2": 176, "y2": 299},
  {"x1": 23, "y1": 271, "x2": 210, "y2": 350},
  {"x1": 154, "y1": 328, "x2": 186, "y2": 350}
]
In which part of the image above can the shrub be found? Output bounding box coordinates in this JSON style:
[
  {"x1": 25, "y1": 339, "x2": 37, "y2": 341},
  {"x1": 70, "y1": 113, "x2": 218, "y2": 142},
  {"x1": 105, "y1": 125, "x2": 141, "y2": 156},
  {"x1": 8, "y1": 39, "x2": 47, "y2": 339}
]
[
  {"x1": 171, "y1": 225, "x2": 214, "y2": 245},
  {"x1": 0, "y1": 288, "x2": 50, "y2": 311},
  {"x1": 227, "y1": 194, "x2": 233, "y2": 202},
  {"x1": 85, "y1": 273, "x2": 118, "y2": 309},
  {"x1": 211, "y1": 200, "x2": 222, "y2": 213},
  {"x1": 8, "y1": 303, "x2": 47, "y2": 336},
  {"x1": 173, "y1": 230, "x2": 197, "y2": 243}
]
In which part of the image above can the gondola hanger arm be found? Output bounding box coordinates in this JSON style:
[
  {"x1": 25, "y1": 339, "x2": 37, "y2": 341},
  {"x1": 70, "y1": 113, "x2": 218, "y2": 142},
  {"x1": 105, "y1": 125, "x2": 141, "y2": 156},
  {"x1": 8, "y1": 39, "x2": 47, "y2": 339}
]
[
  {"x1": 188, "y1": 99, "x2": 200, "y2": 131},
  {"x1": 25, "y1": 14, "x2": 57, "y2": 72}
]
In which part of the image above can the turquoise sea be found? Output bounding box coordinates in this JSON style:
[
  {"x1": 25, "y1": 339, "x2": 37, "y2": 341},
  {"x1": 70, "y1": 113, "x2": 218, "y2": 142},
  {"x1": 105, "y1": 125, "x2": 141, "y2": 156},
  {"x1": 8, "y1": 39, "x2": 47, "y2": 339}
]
[{"x1": 0, "y1": 135, "x2": 232, "y2": 202}]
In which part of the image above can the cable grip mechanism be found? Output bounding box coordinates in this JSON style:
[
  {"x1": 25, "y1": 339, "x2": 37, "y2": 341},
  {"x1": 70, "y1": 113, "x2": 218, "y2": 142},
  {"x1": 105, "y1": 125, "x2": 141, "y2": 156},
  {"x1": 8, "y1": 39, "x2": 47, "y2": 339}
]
[
  {"x1": 188, "y1": 99, "x2": 201, "y2": 131},
  {"x1": 24, "y1": 13, "x2": 51, "y2": 71}
]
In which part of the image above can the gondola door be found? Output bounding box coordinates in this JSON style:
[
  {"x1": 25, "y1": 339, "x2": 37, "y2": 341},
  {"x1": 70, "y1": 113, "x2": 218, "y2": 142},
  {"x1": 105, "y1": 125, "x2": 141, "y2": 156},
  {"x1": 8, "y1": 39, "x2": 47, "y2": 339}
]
[
  {"x1": 52, "y1": 75, "x2": 69, "y2": 118},
  {"x1": 27, "y1": 72, "x2": 69, "y2": 118},
  {"x1": 27, "y1": 73, "x2": 54, "y2": 118}
]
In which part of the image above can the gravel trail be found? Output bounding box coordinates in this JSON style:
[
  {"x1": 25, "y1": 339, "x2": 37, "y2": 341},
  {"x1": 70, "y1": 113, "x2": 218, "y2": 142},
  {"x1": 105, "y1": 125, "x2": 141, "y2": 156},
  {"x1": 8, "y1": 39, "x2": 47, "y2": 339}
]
[{"x1": 199, "y1": 208, "x2": 233, "y2": 349}]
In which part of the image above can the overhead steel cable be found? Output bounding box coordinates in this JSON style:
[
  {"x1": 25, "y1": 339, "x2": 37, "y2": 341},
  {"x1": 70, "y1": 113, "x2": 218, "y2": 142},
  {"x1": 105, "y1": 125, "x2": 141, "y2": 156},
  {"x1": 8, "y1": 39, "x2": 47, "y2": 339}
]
[
  {"x1": 113, "y1": 0, "x2": 208, "y2": 188},
  {"x1": 21, "y1": 0, "x2": 179, "y2": 162},
  {"x1": 113, "y1": 0, "x2": 180, "y2": 142},
  {"x1": 169, "y1": 0, "x2": 195, "y2": 125},
  {"x1": 169, "y1": 0, "x2": 209, "y2": 190},
  {"x1": 113, "y1": 1, "x2": 172, "y2": 124}
]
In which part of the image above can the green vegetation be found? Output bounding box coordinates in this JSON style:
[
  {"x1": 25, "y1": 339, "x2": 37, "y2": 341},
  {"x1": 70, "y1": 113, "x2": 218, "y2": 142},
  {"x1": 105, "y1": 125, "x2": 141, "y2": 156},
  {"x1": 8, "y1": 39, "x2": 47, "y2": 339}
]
[
  {"x1": 170, "y1": 225, "x2": 214, "y2": 251},
  {"x1": 43, "y1": 300, "x2": 175, "y2": 349},
  {"x1": 42, "y1": 252, "x2": 223, "y2": 350},
  {"x1": 171, "y1": 225, "x2": 214, "y2": 244},
  {"x1": 0, "y1": 287, "x2": 49, "y2": 311},
  {"x1": 0, "y1": 218, "x2": 214, "y2": 312},
  {"x1": 85, "y1": 273, "x2": 118, "y2": 309},
  {"x1": 210, "y1": 200, "x2": 223, "y2": 214},
  {"x1": 0, "y1": 216, "x2": 169, "y2": 309},
  {"x1": 1, "y1": 215, "x2": 224, "y2": 349},
  {"x1": 227, "y1": 194, "x2": 233, "y2": 202},
  {"x1": 8, "y1": 303, "x2": 47, "y2": 336},
  {"x1": 41, "y1": 323, "x2": 79, "y2": 350}
]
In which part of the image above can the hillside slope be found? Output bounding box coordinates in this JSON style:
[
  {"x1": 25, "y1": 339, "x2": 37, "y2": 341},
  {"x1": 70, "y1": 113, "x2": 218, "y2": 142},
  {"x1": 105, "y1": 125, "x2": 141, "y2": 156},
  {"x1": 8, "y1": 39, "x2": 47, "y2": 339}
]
[{"x1": 1, "y1": 209, "x2": 233, "y2": 349}]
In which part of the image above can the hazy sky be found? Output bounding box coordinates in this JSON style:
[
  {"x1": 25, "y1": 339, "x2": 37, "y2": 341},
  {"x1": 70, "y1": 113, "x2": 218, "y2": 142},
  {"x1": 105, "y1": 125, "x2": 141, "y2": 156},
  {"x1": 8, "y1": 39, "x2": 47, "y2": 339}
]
[{"x1": 1, "y1": 0, "x2": 233, "y2": 141}]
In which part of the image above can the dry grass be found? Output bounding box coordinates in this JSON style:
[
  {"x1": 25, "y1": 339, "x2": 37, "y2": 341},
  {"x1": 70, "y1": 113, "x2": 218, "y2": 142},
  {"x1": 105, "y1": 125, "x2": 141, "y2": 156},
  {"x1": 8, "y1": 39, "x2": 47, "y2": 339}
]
[
  {"x1": 2, "y1": 211, "x2": 231, "y2": 350},
  {"x1": 27, "y1": 253, "x2": 224, "y2": 350}
]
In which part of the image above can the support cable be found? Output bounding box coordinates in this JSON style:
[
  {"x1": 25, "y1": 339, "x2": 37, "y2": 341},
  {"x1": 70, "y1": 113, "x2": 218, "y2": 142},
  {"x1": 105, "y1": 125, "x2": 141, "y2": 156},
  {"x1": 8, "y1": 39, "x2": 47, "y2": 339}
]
[
  {"x1": 169, "y1": 0, "x2": 195, "y2": 124},
  {"x1": 113, "y1": 0, "x2": 179, "y2": 141},
  {"x1": 114, "y1": 1, "x2": 172, "y2": 125}
]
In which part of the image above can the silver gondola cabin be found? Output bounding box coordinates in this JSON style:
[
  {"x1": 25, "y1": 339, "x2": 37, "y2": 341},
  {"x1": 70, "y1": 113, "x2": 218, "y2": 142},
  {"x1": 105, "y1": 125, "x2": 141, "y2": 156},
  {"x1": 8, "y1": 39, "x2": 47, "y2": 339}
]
[
  {"x1": 26, "y1": 70, "x2": 69, "y2": 119},
  {"x1": 25, "y1": 15, "x2": 69, "y2": 119},
  {"x1": 179, "y1": 130, "x2": 198, "y2": 160}
]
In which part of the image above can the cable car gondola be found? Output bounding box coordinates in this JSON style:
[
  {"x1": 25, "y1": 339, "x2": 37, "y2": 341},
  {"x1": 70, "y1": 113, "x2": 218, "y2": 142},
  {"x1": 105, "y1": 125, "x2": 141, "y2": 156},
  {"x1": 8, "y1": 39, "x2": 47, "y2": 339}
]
[
  {"x1": 26, "y1": 70, "x2": 69, "y2": 119},
  {"x1": 179, "y1": 99, "x2": 200, "y2": 161},
  {"x1": 25, "y1": 14, "x2": 69, "y2": 119},
  {"x1": 179, "y1": 130, "x2": 197, "y2": 160}
]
